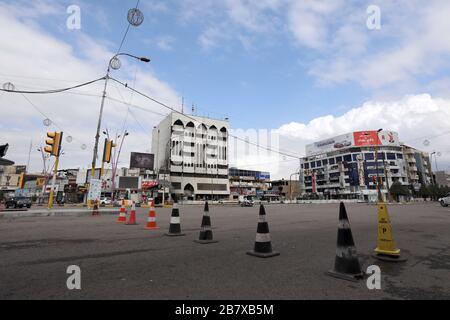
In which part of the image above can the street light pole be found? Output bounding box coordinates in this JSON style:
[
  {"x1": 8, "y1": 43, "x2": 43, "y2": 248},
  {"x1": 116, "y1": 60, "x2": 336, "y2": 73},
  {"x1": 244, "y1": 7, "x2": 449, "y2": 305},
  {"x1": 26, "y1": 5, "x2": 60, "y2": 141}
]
[
  {"x1": 375, "y1": 129, "x2": 383, "y2": 202},
  {"x1": 88, "y1": 53, "x2": 150, "y2": 206}
]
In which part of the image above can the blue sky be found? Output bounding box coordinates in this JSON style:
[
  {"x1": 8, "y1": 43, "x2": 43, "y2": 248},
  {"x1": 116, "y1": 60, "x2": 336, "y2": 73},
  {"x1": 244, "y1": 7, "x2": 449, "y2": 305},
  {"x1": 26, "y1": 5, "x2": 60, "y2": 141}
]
[{"x1": 1, "y1": 0, "x2": 450, "y2": 176}]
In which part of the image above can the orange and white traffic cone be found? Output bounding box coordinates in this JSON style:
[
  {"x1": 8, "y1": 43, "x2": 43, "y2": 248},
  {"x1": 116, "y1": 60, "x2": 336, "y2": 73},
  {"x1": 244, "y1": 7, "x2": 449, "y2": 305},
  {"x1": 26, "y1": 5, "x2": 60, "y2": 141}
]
[
  {"x1": 116, "y1": 200, "x2": 127, "y2": 223},
  {"x1": 144, "y1": 201, "x2": 160, "y2": 230},
  {"x1": 126, "y1": 201, "x2": 138, "y2": 225}
]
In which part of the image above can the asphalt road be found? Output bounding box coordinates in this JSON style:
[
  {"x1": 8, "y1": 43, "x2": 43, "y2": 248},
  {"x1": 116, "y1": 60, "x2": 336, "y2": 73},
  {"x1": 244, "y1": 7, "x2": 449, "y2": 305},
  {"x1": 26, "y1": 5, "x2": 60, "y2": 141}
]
[{"x1": 0, "y1": 203, "x2": 449, "y2": 300}]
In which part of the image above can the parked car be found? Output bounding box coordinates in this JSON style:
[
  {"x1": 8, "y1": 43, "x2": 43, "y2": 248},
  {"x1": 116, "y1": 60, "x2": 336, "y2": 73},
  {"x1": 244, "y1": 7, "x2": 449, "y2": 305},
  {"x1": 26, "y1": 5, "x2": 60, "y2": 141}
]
[
  {"x1": 100, "y1": 198, "x2": 112, "y2": 205},
  {"x1": 4, "y1": 197, "x2": 32, "y2": 209},
  {"x1": 438, "y1": 193, "x2": 450, "y2": 207},
  {"x1": 240, "y1": 199, "x2": 254, "y2": 207}
]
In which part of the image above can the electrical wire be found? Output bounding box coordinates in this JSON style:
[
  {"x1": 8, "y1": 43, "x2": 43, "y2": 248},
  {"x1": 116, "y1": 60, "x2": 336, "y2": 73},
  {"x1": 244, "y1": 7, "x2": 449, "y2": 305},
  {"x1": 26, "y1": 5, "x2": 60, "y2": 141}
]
[
  {"x1": 0, "y1": 77, "x2": 106, "y2": 95},
  {"x1": 109, "y1": 76, "x2": 303, "y2": 159}
]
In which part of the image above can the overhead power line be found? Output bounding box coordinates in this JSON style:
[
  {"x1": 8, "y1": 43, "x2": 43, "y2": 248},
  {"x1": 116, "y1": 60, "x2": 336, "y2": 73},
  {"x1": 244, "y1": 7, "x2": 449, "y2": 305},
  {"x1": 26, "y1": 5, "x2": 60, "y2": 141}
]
[
  {"x1": 109, "y1": 76, "x2": 303, "y2": 160},
  {"x1": 0, "y1": 77, "x2": 106, "y2": 95}
]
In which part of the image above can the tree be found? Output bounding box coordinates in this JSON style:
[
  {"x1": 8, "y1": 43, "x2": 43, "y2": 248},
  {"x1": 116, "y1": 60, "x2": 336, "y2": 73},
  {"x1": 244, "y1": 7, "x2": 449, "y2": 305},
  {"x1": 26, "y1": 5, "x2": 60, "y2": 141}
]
[{"x1": 389, "y1": 182, "x2": 411, "y2": 202}]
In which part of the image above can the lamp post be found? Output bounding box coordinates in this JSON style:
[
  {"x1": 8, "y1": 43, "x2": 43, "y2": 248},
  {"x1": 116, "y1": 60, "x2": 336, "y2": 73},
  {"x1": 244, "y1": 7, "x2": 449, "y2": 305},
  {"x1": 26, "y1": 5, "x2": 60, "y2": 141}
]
[
  {"x1": 90, "y1": 53, "x2": 150, "y2": 182},
  {"x1": 289, "y1": 171, "x2": 299, "y2": 201},
  {"x1": 375, "y1": 128, "x2": 383, "y2": 202}
]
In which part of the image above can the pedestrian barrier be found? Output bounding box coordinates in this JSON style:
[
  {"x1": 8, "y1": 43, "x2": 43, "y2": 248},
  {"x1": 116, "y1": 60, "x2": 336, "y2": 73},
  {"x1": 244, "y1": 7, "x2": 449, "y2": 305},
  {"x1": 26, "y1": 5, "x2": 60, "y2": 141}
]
[
  {"x1": 125, "y1": 201, "x2": 138, "y2": 225},
  {"x1": 194, "y1": 201, "x2": 218, "y2": 244},
  {"x1": 247, "y1": 205, "x2": 280, "y2": 258},
  {"x1": 373, "y1": 202, "x2": 407, "y2": 262},
  {"x1": 116, "y1": 200, "x2": 127, "y2": 223},
  {"x1": 166, "y1": 198, "x2": 185, "y2": 237},
  {"x1": 144, "y1": 201, "x2": 160, "y2": 230},
  {"x1": 326, "y1": 202, "x2": 365, "y2": 282}
]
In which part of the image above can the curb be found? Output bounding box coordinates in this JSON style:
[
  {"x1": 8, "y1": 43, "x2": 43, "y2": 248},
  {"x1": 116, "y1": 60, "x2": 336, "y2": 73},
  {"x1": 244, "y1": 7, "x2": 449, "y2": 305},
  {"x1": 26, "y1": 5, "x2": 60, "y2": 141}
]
[{"x1": 0, "y1": 209, "x2": 117, "y2": 220}]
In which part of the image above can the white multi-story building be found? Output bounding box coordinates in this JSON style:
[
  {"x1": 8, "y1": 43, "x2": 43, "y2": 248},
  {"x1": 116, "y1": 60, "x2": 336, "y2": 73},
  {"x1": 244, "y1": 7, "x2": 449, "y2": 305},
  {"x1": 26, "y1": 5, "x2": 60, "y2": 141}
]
[{"x1": 152, "y1": 112, "x2": 230, "y2": 201}]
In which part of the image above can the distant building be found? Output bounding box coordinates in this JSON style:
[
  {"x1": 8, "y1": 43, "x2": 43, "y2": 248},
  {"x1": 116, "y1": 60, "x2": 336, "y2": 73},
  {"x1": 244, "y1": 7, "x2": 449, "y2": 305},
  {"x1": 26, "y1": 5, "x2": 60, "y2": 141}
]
[
  {"x1": 229, "y1": 168, "x2": 270, "y2": 199},
  {"x1": 152, "y1": 112, "x2": 230, "y2": 201},
  {"x1": 269, "y1": 179, "x2": 301, "y2": 200},
  {"x1": 300, "y1": 130, "x2": 432, "y2": 201},
  {"x1": 402, "y1": 145, "x2": 433, "y2": 187},
  {"x1": 435, "y1": 171, "x2": 450, "y2": 187}
]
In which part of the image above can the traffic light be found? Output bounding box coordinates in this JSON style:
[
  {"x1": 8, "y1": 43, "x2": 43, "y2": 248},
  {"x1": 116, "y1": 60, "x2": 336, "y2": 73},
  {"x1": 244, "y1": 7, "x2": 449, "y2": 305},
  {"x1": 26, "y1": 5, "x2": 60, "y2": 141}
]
[
  {"x1": 18, "y1": 172, "x2": 25, "y2": 189},
  {"x1": 102, "y1": 139, "x2": 116, "y2": 163},
  {"x1": 44, "y1": 132, "x2": 63, "y2": 157}
]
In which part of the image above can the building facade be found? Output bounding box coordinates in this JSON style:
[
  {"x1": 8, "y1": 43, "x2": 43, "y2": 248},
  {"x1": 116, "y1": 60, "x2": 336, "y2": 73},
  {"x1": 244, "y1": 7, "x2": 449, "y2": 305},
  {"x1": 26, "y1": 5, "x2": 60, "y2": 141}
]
[
  {"x1": 152, "y1": 112, "x2": 230, "y2": 200},
  {"x1": 435, "y1": 171, "x2": 450, "y2": 187},
  {"x1": 301, "y1": 130, "x2": 423, "y2": 201},
  {"x1": 229, "y1": 168, "x2": 270, "y2": 199},
  {"x1": 402, "y1": 145, "x2": 433, "y2": 188}
]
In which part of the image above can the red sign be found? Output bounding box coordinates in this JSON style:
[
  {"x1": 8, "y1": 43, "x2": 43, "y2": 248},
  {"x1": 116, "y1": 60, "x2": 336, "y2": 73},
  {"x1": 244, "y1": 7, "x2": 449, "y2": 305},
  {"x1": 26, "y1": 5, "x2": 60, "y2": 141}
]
[
  {"x1": 353, "y1": 131, "x2": 381, "y2": 147},
  {"x1": 141, "y1": 180, "x2": 159, "y2": 189}
]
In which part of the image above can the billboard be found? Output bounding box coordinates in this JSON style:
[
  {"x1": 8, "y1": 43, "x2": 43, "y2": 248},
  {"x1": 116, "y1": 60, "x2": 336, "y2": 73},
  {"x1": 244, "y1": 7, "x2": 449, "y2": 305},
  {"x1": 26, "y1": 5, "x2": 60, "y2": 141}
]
[
  {"x1": 118, "y1": 176, "x2": 140, "y2": 189},
  {"x1": 306, "y1": 131, "x2": 399, "y2": 156},
  {"x1": 306, "y1": 132, "x2": 354, "y2": 156},
  {"x1": 130, "y1": 152, "x2": 154, "y2": 170}
]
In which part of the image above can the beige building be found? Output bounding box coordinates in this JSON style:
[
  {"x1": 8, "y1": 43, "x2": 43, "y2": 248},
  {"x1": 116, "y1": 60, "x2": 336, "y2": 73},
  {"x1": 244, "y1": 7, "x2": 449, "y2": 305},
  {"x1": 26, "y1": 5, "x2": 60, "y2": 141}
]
[
  {"x1": 152, "y1": 112, "x2": 230, "y2": 201},
  {"x1": 401, "y1": 145, "x2": 433, "y2": 187}
]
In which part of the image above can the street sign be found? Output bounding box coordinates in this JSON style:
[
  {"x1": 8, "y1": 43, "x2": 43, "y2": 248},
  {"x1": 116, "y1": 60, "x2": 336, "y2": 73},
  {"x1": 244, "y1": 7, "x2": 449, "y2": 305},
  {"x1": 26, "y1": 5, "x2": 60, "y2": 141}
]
[{"x1": 88, "y1": 179, "x2": 102, "y2": 202}]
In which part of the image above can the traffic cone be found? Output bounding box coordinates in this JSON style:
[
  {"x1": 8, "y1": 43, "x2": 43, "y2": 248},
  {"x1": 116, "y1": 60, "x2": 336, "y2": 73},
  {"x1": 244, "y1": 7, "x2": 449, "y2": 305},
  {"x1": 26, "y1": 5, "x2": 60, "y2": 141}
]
[
  {"x1": 126, "y1": 201, "x2": 138, "y2": 225},
  {"x1": 166, "y1": 198, "x2": 185, "y2": 237},
  {"x1": 116, "y1": 200, "x2": 127, "y2": 223},
  {"x1": 247, "y1": 205, "x2": 280, "y2": 258},
  {"x1": 194, "y1": 201, "x2": 218, "y2": 244},
  {"x1": 373, "y1": 202, "x2": 407, "y2": 262},
  {"x1": 92, "y1": 201, "x2": 100, "y2": 216},
  {"x1": 326, "y1": 202, "x2": 364, "y2": 282},
  {"x1": 144, "y1": 201, "x2": 160, "y2": 230}
]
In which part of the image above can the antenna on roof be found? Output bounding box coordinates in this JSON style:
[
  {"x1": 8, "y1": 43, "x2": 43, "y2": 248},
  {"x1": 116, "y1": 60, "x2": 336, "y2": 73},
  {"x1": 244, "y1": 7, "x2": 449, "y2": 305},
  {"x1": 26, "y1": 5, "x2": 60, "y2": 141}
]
[
  {"x1": 192, "y1": 103, "x2": 195, "y2": 115},
  {"x1": 181, "y1": 96, "x2": 184, "y2": 114}
]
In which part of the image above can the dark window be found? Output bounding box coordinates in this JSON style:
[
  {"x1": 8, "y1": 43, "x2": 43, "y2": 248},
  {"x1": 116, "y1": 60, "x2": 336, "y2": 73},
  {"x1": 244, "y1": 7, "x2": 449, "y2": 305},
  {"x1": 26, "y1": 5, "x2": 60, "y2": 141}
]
[
  {"x1": 386, "y1": 153, "x2": 396, "y2": 160},
  {"x1": 329, "y1": 158, "x2": 335, "y2": 165},
  {"x1": 336, "y1": 156, "x2": 343, "y2": 163},
  {"x1": 322, "y1": 159, "x2": 328, "y2": 165},
  {"x1": 397, "y1": 153, "x2": 403, "y2": 159},
  {"x1": 344, "y1": 155, "x2": 352, "y2": 162},
  {"x1": 304, "y1": 163, "x2": 310, "y2": 169},
  {"x1": 316, "y1": 161, "x2": 322, "y2": 167},
  {"x1": 311, "y1": 162, "x2": 316, "y2": 168},
  {"x1": 365, "y1": 153, "x2": 374, "y2": 160}
]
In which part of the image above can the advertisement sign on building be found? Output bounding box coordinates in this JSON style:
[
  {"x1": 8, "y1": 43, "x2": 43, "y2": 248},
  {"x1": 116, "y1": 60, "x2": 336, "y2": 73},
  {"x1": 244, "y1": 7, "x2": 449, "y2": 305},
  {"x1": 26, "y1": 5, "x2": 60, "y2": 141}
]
[
  {"x1": 130, "y1": 152, "x2": 154, "y2": 170},
  {"x1": 306, "y1": 131, "x2": 400, "y2": 156},
  {"x1": 118, "y1": 176, "x2": 140, "y2": 189}
]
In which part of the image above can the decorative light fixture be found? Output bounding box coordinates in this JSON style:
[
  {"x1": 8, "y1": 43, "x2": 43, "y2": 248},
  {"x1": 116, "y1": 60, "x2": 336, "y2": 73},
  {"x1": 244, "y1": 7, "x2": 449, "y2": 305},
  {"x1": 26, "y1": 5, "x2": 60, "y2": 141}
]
[
  {"x1": 127, "y1": 8, "x2": 144, "y2": 26},
  {"x1": 110, "y1": 56, "x2": 122, "y2": 70},
  {"x1": 2, "y1": 82, "x2": 15, "y2": 91},
  {"x1": 66, "y1": 136, "x2": 73, "y2": 143},
  {"x1": 43, "y1": 118, "x2": 52, "y2": 127}
]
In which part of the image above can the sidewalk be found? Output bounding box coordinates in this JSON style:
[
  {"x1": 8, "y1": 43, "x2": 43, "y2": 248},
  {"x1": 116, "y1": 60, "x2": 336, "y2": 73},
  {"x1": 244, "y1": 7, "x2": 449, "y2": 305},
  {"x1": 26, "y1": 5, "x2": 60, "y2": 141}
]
[{"x1": 0, "y1": 208, "x2": 117, "y2": 220}]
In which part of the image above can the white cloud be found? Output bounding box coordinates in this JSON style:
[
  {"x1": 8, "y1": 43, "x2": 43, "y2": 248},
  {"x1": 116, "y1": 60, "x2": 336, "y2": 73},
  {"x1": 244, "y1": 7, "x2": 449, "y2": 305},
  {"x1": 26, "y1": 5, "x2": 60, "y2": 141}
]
[
  {"x1": 228, "y1": 94, "x2": 450, "y2": 179},
  {"x1": 0, "y1": 2, "x2": 180, "y2": 172}
]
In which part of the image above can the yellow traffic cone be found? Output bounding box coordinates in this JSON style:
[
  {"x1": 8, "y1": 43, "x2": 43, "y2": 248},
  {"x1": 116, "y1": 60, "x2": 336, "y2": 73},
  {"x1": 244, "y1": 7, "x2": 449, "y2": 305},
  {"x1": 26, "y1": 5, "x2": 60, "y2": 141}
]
[{"x1": 373, "y1": 202, "x2": 407, "y2": 262}]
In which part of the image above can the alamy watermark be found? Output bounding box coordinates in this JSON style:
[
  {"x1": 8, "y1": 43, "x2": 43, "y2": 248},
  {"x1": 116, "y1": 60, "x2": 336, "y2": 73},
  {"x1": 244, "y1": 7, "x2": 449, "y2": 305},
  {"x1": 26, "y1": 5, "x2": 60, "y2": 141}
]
[
  {"x1": 367, "y1": 5, "x2": 381, "y2": 30},
  {"x1": 66, "y1": 265, "x2": 81, "y2": 290},
  {"x1": 366, "y1": 265, "x2": 381, "y2": 290},
  {"x1": 66, "y1": 5, "x2": 81, "y2": 30}
]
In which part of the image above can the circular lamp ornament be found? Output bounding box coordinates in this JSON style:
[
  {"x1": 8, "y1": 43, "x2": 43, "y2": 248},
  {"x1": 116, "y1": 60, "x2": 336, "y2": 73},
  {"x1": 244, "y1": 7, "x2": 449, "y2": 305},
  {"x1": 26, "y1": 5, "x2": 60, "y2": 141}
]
[
  {"x1": 437, "y1": 152, "x2": 442, "y2": 157},
  {"x1": 43, "y1": 118, "x2": 52, "y2": 127},
  {"x1": 3, "y1": 82, "x2": 15, "y2": 91},
  {"x1": 66, "y1": 136, "x2": 73, "y2": 143},
  {"x1": 110, "y1": 56, "x2": 122, "y2": 70},
  {"x1": 423, "y1": 140, "x2": 430, "y2": 147},
  {"x1": 127, "y1": 8, "x2": 144, "y2": 27},
  {"x1": 81, "y1": 144, "x2": 87, "y2": 150}
]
